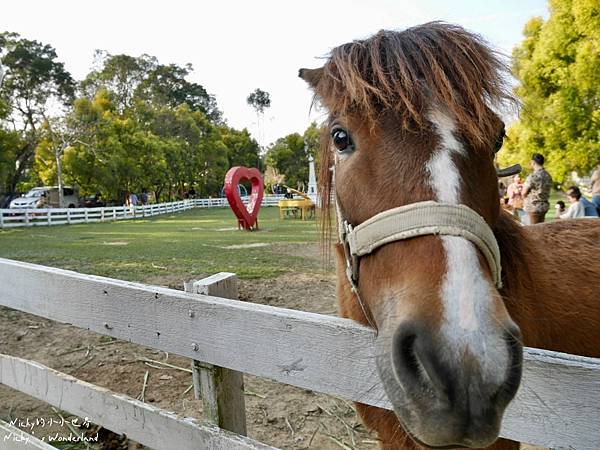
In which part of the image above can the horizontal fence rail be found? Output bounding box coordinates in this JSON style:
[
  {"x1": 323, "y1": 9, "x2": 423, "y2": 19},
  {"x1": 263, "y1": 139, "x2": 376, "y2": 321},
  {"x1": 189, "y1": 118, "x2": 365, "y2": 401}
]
[
  {"x1": 0, "y1": 195, "x2": 286, "y2": 228},
  {"x1": 0, "y1": 354, "x2": 276, "y2": 450},
  {"x1": 0, "y1": 258, "x2": 599, "y2": 449}
]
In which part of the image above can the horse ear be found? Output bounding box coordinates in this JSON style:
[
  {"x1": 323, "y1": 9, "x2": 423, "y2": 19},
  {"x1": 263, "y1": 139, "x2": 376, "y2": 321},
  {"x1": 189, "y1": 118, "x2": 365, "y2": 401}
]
[{"x1": 299, "y1": 67, "x2": 323, "y2": 89}]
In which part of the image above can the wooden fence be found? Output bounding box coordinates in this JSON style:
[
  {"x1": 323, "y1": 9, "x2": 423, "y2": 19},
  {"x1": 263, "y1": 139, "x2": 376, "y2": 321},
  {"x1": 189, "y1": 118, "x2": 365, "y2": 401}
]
[
  {"x1": 0, "y1": 196, "x2": 285, "y2": 228},
  {"x1": 0, "y1": 257, "x2": 599, "y2": 449}
]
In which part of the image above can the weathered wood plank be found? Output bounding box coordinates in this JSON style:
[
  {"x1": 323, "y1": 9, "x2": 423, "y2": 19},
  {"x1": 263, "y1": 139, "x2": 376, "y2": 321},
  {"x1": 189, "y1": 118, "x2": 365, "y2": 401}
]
[
  {"x1": 0, "y1": 258, "x2": 599, "y2": 448},
  {"x1": 0, "y1": 354, "x2": 277, "y2": 450},
  {"x1": 501, "y1": 348, "x2": 600, "y2": 449},
  {"x1": 0, "y1": 419, "x2": 55, "y2": 450},
  {"x1": 186, "y1": 273, "x2": 247, "y2": 436},
  {"x1": 192, "y1": 272, "x2": 238, "y2": 298}
]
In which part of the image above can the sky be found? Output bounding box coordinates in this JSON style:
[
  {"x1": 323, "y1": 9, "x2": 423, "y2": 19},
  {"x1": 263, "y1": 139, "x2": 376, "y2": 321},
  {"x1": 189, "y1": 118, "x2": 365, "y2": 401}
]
[{"x1": 1, "y1": 0, "x2": 548, "y2": 146}]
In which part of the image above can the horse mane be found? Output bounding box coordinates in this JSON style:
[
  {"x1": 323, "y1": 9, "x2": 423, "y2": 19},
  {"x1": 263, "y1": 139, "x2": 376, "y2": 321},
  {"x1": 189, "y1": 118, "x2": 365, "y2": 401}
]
[
  {"x1": 314, "y1": 22, "x2": 513, "y2": 245},
  {"x1": 314, "y1": 22, "x2": 512, "y2": 146},
  {"x1": 494, "y1": 212, "x2": 535, "y2": 300}
]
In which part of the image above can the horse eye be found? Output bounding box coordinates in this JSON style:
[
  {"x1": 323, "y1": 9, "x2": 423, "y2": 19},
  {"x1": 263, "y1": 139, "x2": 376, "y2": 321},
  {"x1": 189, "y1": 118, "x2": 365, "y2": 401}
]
[
  {"x1": 331, "y1": 128, "x2": 355, "y2": 153},
  {"x1": 494, "y1": 129, "x2": 506, "y2": 154}
]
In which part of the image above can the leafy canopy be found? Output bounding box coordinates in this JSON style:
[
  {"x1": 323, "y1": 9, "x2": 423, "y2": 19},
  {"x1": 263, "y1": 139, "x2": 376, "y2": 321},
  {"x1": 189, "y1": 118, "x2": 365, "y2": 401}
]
[
  {"x1": 498, "y1": 0, "x2": 600, "y2": 183},
  {"x1": 265, "y1": 122, "x2": 322, "y2": 189},
  {"x1": 246, "y1": 88, "x2": 271, "y2": 114},
  {"x1": 0, "y1": 32, "x2": 75, "y2": 193}
]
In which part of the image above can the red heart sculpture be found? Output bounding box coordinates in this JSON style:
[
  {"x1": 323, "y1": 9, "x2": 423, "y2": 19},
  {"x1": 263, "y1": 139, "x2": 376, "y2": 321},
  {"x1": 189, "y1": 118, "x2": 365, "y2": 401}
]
[{"x1": 224, "y1": 166, "x2": 264, "y2": 230}]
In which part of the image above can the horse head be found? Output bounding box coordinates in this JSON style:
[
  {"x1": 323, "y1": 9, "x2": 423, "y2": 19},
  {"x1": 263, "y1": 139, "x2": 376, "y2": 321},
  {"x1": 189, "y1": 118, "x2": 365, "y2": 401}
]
[{"x1": 300, "y1": 22, "x2": 523, "y2": 448}]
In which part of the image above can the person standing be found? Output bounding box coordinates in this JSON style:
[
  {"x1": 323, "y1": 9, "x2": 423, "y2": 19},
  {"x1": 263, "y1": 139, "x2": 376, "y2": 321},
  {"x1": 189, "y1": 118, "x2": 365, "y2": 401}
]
[
  {"x1": 591, "y1": 165, "x2": 600, "y2": 214},
  {"x1": 522, "y1": 153, "x2": 553, "y2": 224},
  {"x1": 127, "y1": 192, "x2": 138, "y2": 207},
  {"x1": 507, "y1": 174, "x2": 525, "y2": 220},
  {"x1": 140, "y1": 189, "x2": 149, "y2": 205}
]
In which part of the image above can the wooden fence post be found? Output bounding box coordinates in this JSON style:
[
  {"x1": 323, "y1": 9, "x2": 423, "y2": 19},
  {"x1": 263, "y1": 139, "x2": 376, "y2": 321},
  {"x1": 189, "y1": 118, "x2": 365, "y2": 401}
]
[{"x1": 183, "y1": 273, "x2": 247, "y2": 436}]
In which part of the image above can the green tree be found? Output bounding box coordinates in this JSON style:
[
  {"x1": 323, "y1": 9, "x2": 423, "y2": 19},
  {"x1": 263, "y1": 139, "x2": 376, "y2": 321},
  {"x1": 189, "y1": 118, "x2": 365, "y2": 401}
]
[
  {"x1": 47, "y1": 90, "x2": 150, "y2": 202},
  {"x1": 1, "y1": 38, "x2": 248, "y2": 203},
  {"x1": 265, "y1": 123, "x2": 324, "y2": 190},
  {"x1": 220, "y1": 126, "x2": 261, "y2": 169},
  {"x1": 0, "y1": 32, "x2": 75, "y2": 193},
  {"x1": 0, "y1": 91, "x2": 26, "y2": 196},
  {"x1": 302, "y1": 121, "x2": 322, "y2": 161},
  {"x1": 0, "y1": 125, "x2": 24, "y2": 196},
  {"x1": 81, "y1": 52, "x2": 155, "y2": 112},
  {"x1": 246, "y1": 88, "x2": 271, "y2": 151},
  {"x1": 134, "y1": 101, "x2": 227, "y2": 198},
  {"x1": 82, "y1": 52, "x2": 221, "y2": 121},
  {"x1": 58, "y1": 89, "x2": 228, "y2": 202},
  {"x1": 74, "y1": 52, "x2": 227, "y2": 200},
  {"x1": 246, "y1": 88, "x2": 271, "y2": 114},
  {"x1": 265, "y1": 132, "x2": 308, "y2": 189},
  {"x1": 137, "y1": 63, "x2": 222, "y2": 122},
  {"x1": 499, "y1": 0, "x2": 600, "y2": 183}
]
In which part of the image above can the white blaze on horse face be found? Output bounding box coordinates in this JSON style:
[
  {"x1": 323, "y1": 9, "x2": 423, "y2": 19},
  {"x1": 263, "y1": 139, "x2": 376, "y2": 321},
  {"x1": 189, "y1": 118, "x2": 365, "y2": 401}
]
[
  {"x1": 426, "y1": 109, "x2": 508, "y2": 384},
  {"x1": 425, "y1": 109, "x2": 465, "y2": 203}
]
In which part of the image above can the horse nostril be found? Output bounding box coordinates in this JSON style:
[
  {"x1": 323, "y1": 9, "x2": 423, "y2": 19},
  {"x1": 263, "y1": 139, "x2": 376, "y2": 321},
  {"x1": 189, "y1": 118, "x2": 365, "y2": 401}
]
[
  {"x1": 496, "y1": 328, "x2": 523, "y2": 404},
  {"x1": 504, "y1": 324, "x2": 523, "y2": 353},
  {"x1": 400, "y1": 333, "x2": 420, "y2": 377},
  {"x1": 392, "y1": 323, "x2": 451, "y2": 401}
]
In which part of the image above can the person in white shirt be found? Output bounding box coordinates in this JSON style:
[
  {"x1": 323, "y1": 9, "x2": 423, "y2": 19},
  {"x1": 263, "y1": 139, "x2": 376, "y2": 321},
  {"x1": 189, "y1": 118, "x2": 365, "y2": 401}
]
[{"x1": 559, "y1": 186, "x2": 586, "y2": 219}]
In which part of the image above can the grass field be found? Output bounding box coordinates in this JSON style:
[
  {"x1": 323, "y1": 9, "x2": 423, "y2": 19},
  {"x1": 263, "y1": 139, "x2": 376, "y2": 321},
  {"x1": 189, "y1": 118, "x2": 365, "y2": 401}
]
[
  {"x1": 0, "y1": 206, "x2": 328, "y2": 281},
  {"x1": 0, "y1": 190, "x2": 571, "y2": 282}
]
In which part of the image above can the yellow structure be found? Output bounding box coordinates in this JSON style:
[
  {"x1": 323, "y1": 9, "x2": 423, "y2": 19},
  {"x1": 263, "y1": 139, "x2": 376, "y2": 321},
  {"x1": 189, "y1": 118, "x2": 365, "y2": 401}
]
[{"x1": 278, "y1": 186, "x2": 315, "y2": 220}]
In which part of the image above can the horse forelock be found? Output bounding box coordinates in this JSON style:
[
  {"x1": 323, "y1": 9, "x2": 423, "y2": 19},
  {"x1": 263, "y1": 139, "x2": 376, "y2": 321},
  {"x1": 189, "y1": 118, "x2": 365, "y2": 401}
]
[{"x1": 313, "y1": 22, "x2": 512, "y2": 145}]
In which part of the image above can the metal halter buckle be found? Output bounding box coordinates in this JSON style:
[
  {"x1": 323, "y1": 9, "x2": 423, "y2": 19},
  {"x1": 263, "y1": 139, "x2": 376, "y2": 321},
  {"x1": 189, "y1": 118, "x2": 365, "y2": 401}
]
[
  {"x1": 340, "y1": 219, "x2": 377, "y2": 330},
  {"x1": 340, "y1": 220, "x2": 359, "y2": 289}
]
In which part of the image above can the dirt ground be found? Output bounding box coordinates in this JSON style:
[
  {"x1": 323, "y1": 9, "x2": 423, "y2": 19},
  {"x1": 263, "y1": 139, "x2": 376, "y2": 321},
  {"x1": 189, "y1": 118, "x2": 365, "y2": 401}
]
[
  {"x1": 0, "y1": 242, "x2": 542, "y2": 450},
  {"x1": 0, "y1": 243, "x2": 380, "y2": 450}
]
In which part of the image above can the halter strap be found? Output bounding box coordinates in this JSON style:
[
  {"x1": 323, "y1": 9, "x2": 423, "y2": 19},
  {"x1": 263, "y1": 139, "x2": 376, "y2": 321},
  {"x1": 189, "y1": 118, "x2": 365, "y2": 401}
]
[{"x1": 339, "y1": 200, "x2": 503, "y2": 291}]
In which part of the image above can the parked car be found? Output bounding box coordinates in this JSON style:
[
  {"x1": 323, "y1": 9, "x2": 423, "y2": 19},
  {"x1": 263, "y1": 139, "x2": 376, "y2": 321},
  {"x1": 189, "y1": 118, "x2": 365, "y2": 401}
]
[
  {"x1": 81, "y1": 194, "x2": 106, "y2": 208},
  {"x1": 9, "y1": 186, "x2": 79, "y2": 209}
]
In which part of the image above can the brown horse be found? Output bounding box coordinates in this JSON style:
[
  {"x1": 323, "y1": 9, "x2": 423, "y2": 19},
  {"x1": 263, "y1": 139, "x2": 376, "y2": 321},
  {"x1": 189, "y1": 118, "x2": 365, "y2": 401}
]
[{"x1": 299, "y1": 22, "x2": 600, "y2": 449}]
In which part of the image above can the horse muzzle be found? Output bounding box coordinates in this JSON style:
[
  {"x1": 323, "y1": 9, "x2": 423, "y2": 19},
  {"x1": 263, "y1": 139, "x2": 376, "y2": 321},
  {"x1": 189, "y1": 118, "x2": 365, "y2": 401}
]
[{"x1": 376, "y1": 319, "x2": 523, "y2": 448}]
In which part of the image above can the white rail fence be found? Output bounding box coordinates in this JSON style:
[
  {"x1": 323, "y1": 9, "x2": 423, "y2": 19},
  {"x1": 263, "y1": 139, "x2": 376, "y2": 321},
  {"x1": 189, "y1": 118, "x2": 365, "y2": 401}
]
[
  {"x1": 0, "y1": 258, "x2": 599, "y2": 449},
  {"x1": 0, "y1": 195, "x2": 285, "y2": 228}
]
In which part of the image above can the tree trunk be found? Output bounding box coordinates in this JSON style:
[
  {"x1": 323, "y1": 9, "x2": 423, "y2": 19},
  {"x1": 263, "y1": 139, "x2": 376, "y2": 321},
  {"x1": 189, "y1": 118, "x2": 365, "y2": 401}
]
[
  {"x1": 55, "y1": 147, "x2": 64, "y2": 208},
  {"x1": 154, "y1": 186, "x2": 163, "y2": 203}
]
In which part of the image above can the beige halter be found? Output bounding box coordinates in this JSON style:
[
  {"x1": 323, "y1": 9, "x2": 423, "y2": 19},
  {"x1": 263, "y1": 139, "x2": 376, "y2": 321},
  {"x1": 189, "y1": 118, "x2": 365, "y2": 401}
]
[
  {"x1": 339, "y1": 200, "x2": 502, "y2": 286},
  {"x1": 336, "y1": 196, "x2": 503, "y2": 327}
]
